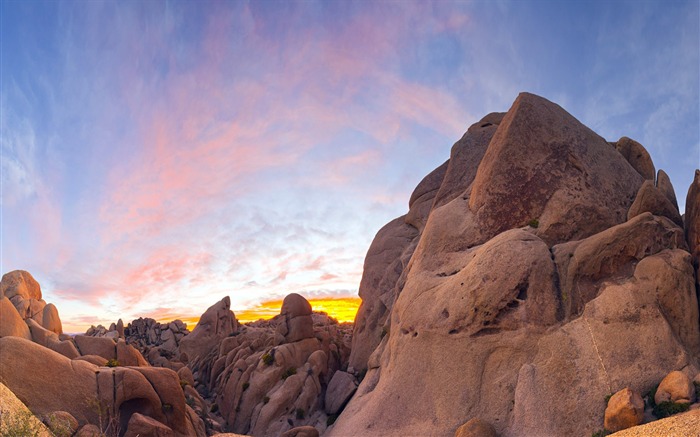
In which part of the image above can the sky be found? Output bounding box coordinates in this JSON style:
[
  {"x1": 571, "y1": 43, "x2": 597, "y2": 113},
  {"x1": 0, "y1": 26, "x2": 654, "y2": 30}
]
[{"x1": 2, "y1": 0, "x2": 699, "y2": 332}]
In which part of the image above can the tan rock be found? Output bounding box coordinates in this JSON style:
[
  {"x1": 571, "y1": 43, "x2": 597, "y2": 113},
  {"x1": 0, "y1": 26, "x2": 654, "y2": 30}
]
[
  {"x1": 655, "y1": 371, "x2": 696, "y2": 404},
  {"x1": 0, "y1": 382, "x2": 53, "y2": 437},
  {"x1": 454, "y1": 418, "x2": 498, "y2": 437},
  {"x1": 553, "y1": 212, "x2": 687, "y2": 319},
  {"x1": 41, "y1": 303, "x2": 63, "y2": 334},
  {"x1": 116, "y1": 318, "x2": 125, "y2": 338},
  {"x1": 26, "y1": 317, "x2": 58, "y2": 346},
  {"x1": 1, "y1": 270, "x2": 42, "y2": 300},
  {"x1": 608, "y1": 409, "x2": 700, "y2": 436},
  {"x1": 627, "y1": 180, "x2": 683, "y2": 227},
  {"x1": 74, "y1": 334, "x2": 116, "y2": 359},
  {"x1": 614, "y1": 136, "x2": 656, "y2": 180},
  {"x1": 604, "y1": 388, "x2": 644, "y2": 432},
  {"x1": 74, "y1": 424, "x2": 102, "y2": 437},
  {"x1": 43, "y1": 410, "x2": 79, "y2": 437},
  {"x1": 432, "y1": 112, "x2": 504, "y2": 209},
  {"x1": 74, "y1": 354, "x2": 108, "y2": 366},
  {"x1": 124, "y1": 412, "x2": 175, "y2": 437},
  {"x1": 325, "y1": 371, "x2": 357, "y2": 415},
  {"x1": 47, "y1": 338, "x2": 80, "y2": 359},
  {"x1": 281, "y1": 426, "x2": 319, "y2": 437},
  {"x1": 349, "y1": 215, "x2": 418, "y2": 371},
  {"x1": 656, "y1": 169, "x2": 679, "y2": 210},
  {"x1": 179, "y1": 296, "x2": 237, "y2": 361},
  {"x1": 279, "y1": 293, "x2": 314, "y2": 343},
  {"x1": 116, "y1": 338, "x2": 149, "y2": 366},
  {"x1": 469, "y1": 93, "x2": 643, "y2": 247},
  {"x1": 0, "y1": 296, "x2": 31, "y2": 339},
  {"x1": 177, "y1": 366, "x2": 195, "y2": 387},
  {"x1": 405, "y1": 160, "x2": 448, "y2": 232}
]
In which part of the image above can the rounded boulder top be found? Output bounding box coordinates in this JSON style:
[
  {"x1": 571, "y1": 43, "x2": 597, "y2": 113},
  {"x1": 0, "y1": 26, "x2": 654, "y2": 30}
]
[
  {"x1": 1, "y1": 270, "x2": 42, "y2": 300},
  {"x1": 281, "y1": 293, "x2": 312, "y2": 318}
]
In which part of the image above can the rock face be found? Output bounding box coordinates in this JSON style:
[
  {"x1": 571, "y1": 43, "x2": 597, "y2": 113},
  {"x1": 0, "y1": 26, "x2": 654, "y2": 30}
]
[
  {"x1": 183, "y1": 293, "x2": 352, "y2": 437},
  {"x1": 179, "y1": 297, "x2": 237, "y2": 362},
  {"x1": 627, "y1": 180, "x2": 683, "y2": 226},
  {"x1": 333, "y1": 93, "x2": 700, "y2": 437},
  {"x1": 0, "y1": 296, "x2": 31, "y2": 340},
  {"x1": 686, "y1": 169, "x2": 700, "y2": 292}
]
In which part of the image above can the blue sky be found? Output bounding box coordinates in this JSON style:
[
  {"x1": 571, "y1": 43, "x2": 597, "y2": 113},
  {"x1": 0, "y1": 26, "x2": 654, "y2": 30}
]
[{"x1": 2, "y1": 0, "x2": 698, "y2": 331}]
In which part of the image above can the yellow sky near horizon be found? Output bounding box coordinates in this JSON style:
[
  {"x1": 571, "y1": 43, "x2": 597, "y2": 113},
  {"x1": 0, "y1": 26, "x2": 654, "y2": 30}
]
[{"x1": 164, "y1": 296, "x2": 361, "y2": 330}]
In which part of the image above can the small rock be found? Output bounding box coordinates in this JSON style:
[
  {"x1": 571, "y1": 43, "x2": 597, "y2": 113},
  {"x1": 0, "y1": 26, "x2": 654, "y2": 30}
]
[
  {"x1": 43, "y1": 411, "x2": 79, "y2": 436},
  {"x1": 604, "y1": 388, "x2": 644, "y2": 432},
  {"x1": 655, "y1": 370, "x2": 696, "y2": 404},
  {"x1": 454, "y1": 418, "x2": 498, "y2": 437}
]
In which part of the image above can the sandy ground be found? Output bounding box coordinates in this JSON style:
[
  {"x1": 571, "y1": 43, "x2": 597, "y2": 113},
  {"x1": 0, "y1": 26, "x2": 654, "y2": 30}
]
[{"x1": 610, "y1": 409, "x2": 700, "y2": 437}]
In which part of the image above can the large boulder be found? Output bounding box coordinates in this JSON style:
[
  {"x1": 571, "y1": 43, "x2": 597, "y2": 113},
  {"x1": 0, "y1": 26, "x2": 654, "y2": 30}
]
[
  {"x1": 179, "y1": 296, "x2": 237, "y2": 361},
  {"x1": 278, "y1": 293, "x2": 314, "y2": 343},
  {"x1": 604, "y1": 388, "x2": 644, "y2": 432},
  {"x1": 328, "y1": 93, "x2": 700, "y2": 437},
  {"x1": 0, "y1": 336, "x2": 203, "y2": 436},
  {"x1": 1, "y1": 270, "x2": 42, "y2": 300},
  {"x1": 655, "y1": 370, "x2": 696, "y2": 404},
  {"x1": 41, "y1": 303, "x2": 63, "y2": 335},
  {"x1": 324, "y1": 371, "x2": 357, "y2": 415},
  {"x1": 614, "y1": 136, "x2": 656, "y2": 181},
  {"x1": 0, "y1": 296, "x2": 31, "y2": 339},
  {"x1": 656, "y1": 169, "x2": 679, "y2": 210},
  {"x1": 467, "y1": 93, "x2": 643, "y2": 247},
  {"x1": 627, "y1": 180, "x2": 683, "y2": 227}
]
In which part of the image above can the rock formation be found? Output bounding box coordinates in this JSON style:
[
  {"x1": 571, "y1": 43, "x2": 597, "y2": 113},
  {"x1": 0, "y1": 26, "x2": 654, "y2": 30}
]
[
  {"x1": 179, "y1": 296, "x2": 237, "y2": 363},
  {"x1": 332, "y1": 93, "x2": 700, "y2": 436},
  {"x1": 182, "y1": 294, "x2": 352, "y2": 436}
]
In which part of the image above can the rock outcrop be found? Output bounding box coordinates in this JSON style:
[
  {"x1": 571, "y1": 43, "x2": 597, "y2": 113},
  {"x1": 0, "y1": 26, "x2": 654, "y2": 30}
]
[
  {"x1": 0, "y1": 336, "x2": 205, "y2": 437},
  {"x1": 333, "y1": 93, "x2": 700, "y2": 437},
  {"x1": 1, "y1": 270, "x2": 63, "y2": 335},
  {"x1": 182, "y1": 294, "x2": 352, "y2": 436},
  {"x1": 179, "y1": 297, "x2": 237, "y2": 362}
]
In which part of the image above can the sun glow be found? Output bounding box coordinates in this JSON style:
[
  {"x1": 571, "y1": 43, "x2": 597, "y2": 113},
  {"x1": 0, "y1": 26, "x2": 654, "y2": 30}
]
[{"x1": 235, "y1": 297, "x2": 361, "y2": 324}]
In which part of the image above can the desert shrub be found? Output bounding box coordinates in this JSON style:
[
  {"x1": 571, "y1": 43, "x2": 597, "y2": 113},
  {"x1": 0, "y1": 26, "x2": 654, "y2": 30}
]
[
  {"x1": 262, "y1": 352, "x2": 274, "y2": 366},
  {"x1": 295, "y1": 408, "x2": 305, "y2": 420},
  {"x1": 162, "y1": 403, "x2": 173, "y2": 412},
  {"x1": 210, "y1": 403, "x2": 219, "y2": 413},
  {"x1": 527, "y1": 218, "x2": 539, "y2": 228},
  {"x1": 179, "y1": 380, "x2": 189, "y2": 388},
  {"x1": 591, "y1": 430, "x2": 609, "y2": 437},
  {"x1": 242, "y1": 382, "x2": 250, "y2": 391},
  {"x1": 281, "y1": 367, "x2": 297, "y2": 380},
  {"x1": 653, "y1": 401, "x2": 690, "y2": 418},
  {"x1": 106, "y1": 359, "x2": 119, "y2": 368},
  {"x1": 185, "y1": 396, "x2": 195, "y2": 408},
  {"x1": 643, "y1": 384, "x2": 658, "y2": 409},
  {"x1": 604, "y1": 393, "x2": 613, "y2": 405}
]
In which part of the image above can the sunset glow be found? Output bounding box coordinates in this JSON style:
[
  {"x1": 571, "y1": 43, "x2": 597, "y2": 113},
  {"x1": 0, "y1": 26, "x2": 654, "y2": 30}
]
[{"x1": 236, "y1": 297, "x2": 361, "y2": 324}]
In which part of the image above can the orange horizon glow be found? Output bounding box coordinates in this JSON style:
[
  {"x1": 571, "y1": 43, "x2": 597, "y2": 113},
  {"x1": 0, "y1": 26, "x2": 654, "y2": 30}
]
[{"x1": 62, "y1": 297, "x2": 361, "y2": 334}]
